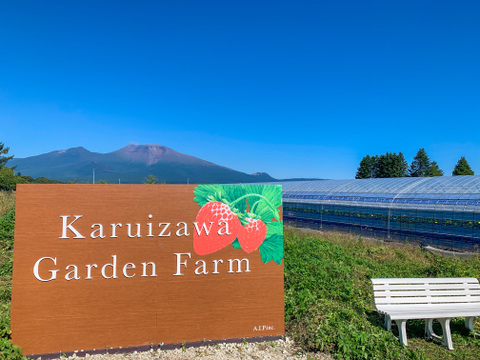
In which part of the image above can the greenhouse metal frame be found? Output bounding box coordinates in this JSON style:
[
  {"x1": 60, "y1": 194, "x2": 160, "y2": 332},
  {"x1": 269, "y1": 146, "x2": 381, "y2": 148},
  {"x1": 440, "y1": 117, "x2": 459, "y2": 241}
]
[{"x1": 280, "y1": 176, "x2": 480, "y2": 251}]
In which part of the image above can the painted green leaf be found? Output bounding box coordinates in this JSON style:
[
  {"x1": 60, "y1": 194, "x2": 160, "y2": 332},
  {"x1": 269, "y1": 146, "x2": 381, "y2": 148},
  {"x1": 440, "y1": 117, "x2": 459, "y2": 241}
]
[
  {"x1": 232, "y1": 238, "x2": 242, "y2": 249},
  {"x1": 266, "y1": 220, "x2": 283, "y2": 237},
  {"x1": 193, "y1": 185, "x2": 224, "y2": 207},
  {"x1": 242, "y1": 184, "x2": 282, "y2": 222},
  {"x1": 227, "y1": 185, "x2": 248, "y2": 214},
  {"x1": 259, "y1": 234, "x2": 284, "y2": 265},
  {"x1": 193, "y1": 185, "x2": 247, "y2": 214}
]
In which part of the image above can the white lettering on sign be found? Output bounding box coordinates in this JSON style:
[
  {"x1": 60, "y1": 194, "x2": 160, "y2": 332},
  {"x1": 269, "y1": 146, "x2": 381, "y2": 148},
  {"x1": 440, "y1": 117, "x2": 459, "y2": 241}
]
[
  {"x1": 192, "y1": 222, "x2": 213, "y2": 236},
  {"x1": 59, "y1": 215, "x2": 233, "y2": 239},
  {"x1": 176, "y1": 222, "x2": 189, "y2": 237},
  {"x1": 173, "y1": 253, "x2": 250, "y2": 276},
  {"x1": 227, "y1": 258, "x2": 251, "y2": 273},
  {"x1": 33, "y1": 257, "x2": 59, "y2": 282},
  {"x1": 32, "y1": 255, "x2": 158, "y2": 282},
  {"x1": 32, "y1": 254, "x2": 252, "y2": 282},
  {"x1": 127, "y1": 224, "x2": 141, "y2": 238},
  {"x1": 253, "y1": 325, "x2": 275, "y2": 331},
  {"x1": 60, "y1": 215, "x2": 86, "y2": 239},
  {"x1": 101, "y1": 255, "x2": 118, "y2": 279},
  {"x1": 217, "y1": 221, "x2": 231, "y2": 235},
  {"x1": 122, "y1": 263, "x2": 135, "y2": 278},
  {"x1": 36, "y1": 215, "x2": 255, "y2": 283},
  {"x1": 90, "y1": 224, "x2": 105, "y2": 239},
  {"x1": 158, "y1": 223, "x2": 171, "y2": 237},
  {"x1": 173, "y1": 252, "x2": 191, "y2": 276}
]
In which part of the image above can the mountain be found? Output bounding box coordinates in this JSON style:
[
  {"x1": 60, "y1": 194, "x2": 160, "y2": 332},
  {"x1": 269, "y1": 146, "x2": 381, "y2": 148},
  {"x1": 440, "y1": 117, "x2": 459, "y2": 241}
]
[{"x1": 8, "y1": 144, "x2": 276, "y2": 184}]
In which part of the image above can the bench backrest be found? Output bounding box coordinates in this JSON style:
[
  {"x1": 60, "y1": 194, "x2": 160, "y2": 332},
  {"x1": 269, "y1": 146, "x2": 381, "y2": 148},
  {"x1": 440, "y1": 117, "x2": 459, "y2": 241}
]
[{"x1": 371, "y1": 278, "x2": 480, "y2": 306}]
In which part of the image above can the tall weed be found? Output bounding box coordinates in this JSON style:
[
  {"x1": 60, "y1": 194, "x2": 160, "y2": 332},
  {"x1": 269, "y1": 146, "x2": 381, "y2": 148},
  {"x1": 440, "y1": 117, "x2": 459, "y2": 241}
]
[
  {"x1": 0, "y1": 211, "x2": 14, "y2": 251},
  {"x1": 0, "y1": 192, "x2": 15, "y2": 217}
]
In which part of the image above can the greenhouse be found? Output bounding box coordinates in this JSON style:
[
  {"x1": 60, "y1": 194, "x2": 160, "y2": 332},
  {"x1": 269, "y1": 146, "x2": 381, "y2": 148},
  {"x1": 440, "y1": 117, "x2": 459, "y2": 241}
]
[{"x1": 280, "y1": 175, "x2": 480, "y2": 251}]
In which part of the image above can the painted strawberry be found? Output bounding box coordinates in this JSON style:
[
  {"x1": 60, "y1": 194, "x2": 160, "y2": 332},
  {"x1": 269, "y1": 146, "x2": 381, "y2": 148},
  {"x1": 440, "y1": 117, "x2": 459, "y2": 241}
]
[
  {"x1": 238, "y1": 218, "x2": 267, "y2": 253},
  {"x1": 193, "y1": 201, "x2": 242, "y2": 255}
]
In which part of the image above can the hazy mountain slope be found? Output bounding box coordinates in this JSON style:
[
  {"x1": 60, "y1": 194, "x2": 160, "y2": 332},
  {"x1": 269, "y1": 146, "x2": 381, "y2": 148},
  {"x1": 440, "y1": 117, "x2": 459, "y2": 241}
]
[{"x1": 9, "y1": 144, "x2": 276, "y2": 184}]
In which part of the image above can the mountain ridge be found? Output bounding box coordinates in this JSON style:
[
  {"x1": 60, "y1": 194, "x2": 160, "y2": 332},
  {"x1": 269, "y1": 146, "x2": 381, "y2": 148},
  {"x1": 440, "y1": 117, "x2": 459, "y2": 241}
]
[{"x1": 8, "y1": 144, "x2": 276, "y2": 184}]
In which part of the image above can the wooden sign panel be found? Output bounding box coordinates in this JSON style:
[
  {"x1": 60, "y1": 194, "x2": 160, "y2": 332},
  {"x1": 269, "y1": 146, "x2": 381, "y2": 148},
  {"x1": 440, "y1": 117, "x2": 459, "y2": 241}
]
[{"x1": 11, "y1": 184, "x2": 284, "y2": 356}]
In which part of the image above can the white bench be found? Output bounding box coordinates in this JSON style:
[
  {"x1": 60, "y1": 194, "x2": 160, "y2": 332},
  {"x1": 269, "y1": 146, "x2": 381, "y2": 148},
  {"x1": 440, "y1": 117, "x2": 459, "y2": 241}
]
[{"x1": 371, "y1": 277, "x2": 480, "y2": 350}]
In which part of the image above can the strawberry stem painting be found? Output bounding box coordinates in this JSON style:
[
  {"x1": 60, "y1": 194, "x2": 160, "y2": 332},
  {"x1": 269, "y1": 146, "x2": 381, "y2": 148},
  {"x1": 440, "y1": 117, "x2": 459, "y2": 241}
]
[{"x1": 193, "y1": 184, "x2": 283, "y2": 264}]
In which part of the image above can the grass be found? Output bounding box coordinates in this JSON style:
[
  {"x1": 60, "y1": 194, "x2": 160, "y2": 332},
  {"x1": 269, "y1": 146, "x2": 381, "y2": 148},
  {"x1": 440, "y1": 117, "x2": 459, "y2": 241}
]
[
  {"x1": 2, "y1": 193, "x2": 480, "y2": 359},
  {"x1": 284, "y1": 226, "x2": 480, "y2": 359},
  {"x1": 0, "y1": 192, "x2": 22, "y2": 360},
  {"x1": 0, "y1": 192, "x2": 15, "y2": 217}
]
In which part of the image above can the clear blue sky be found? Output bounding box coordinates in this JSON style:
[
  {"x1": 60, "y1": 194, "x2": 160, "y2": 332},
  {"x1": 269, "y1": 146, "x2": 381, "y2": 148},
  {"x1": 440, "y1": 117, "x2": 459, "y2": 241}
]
[{"x1": 1, "y1": 1, "x2": 479, "y2": 179}]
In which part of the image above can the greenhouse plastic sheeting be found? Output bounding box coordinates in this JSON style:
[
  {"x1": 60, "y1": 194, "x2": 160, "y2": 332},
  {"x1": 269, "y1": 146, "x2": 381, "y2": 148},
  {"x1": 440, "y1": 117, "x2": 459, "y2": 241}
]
[{"x1": 276, "y1": 176, "x2": 480, "y2": 251}]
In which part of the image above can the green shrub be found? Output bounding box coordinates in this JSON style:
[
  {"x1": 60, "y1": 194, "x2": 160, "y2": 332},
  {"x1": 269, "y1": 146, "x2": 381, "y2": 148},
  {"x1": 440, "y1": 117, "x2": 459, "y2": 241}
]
[{"x1": 0, "y1": 336, "x2": 23, "y2": 360}]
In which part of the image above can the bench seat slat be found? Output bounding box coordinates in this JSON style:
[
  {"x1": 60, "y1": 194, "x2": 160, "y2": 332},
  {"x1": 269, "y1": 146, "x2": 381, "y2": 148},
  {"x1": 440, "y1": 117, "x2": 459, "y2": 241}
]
[
  {"x1": 371, "y1": 277, "x2": 478, "y2": 284},
  {"x1": 373, "y1": 284, "x2": 480, "y2": 291},
  {"x1": 374, "y1": 290, "x2": 480, "y2": 297},
  {"x1": 375, "y1": 295, "x2": 480, "y2": 304},
  {"x1": 376, "y1": 304, "x2": 480, "y2": 320},
  {"x1": 377, "y1": 303, "x2": 480, "y2": 312}
]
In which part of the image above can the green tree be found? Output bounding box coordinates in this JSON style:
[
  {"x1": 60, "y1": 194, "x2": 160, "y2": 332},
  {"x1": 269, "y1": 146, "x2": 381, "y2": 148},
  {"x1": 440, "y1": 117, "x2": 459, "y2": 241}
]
[
  {"x1": 376, "y1": 153, "x2": 394, "y2": 178},
  {"x1": 370, "y1": 155, "x2": 380, "y2": 178},
  {"x1": 452, "y1": 156, "x2": 474, "y2": 176},
  {"x1": 428, "y1": 161, "x2": 444, "y2": 176},
  {"x1": 376, "y1": 152, "x2": 408, "y2": 178},
  {"x1": 0, "y1": 142, "x2": 14, "y2": 169},
  {"x1": 395, "y1": 152, "x2": 409, "y2": 177},
  {"x1": 0, "y1": 167, "x2": 28, "y2": 190},
  {"x1": 0, "y1": 167, "x2": 16, "y2": 190},
  {"x1": 356, "y1": 152, "x2": 408, "y2": 179},
  {"x1": 143, "y1": 175, "x2": 159, "y2": 184},
  {"x1": 0, "y1": 142, "x2": 28, "y2": 190},
  {"x1": 409, "y1": 148, "x2": 431, "y2": 177},
  {"x1": 355, "y1": 155, "x2": 374, "y2": 179}
]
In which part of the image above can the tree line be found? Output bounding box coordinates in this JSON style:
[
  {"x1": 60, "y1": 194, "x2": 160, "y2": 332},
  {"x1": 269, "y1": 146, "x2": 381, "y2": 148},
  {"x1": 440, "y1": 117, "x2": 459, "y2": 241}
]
[
  {"x1": 0, "y1": 142, "x2": 63, "y2": 190},
  {"x1": 1, "y1": 141, "x2": 477, "y2": 188},
  {"x1": 356, "y1": 148, "x2": 475, "y2": 179}
]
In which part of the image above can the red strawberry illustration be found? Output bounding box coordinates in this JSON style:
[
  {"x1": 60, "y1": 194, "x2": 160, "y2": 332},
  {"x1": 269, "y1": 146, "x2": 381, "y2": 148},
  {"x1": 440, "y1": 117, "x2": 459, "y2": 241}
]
[
  {"x1": 193, "y1": 201, "x2": 241, "y2": 255},
  {"x1": 238, "y1": 218, "x2": 267, "y2": 253}
]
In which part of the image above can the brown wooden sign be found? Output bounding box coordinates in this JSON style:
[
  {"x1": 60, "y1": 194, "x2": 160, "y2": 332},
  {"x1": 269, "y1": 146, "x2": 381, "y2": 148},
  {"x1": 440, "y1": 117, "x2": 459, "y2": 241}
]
[{"x1": 11, "y1": 184, "x2": 284, "y2": 356}]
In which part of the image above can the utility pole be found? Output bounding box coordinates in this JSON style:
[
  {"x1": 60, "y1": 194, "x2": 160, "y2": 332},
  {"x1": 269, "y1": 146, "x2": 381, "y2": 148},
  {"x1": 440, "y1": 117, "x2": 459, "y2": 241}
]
[{"x1": 93, "y1": 168, "x2": 95, "y2": 184}]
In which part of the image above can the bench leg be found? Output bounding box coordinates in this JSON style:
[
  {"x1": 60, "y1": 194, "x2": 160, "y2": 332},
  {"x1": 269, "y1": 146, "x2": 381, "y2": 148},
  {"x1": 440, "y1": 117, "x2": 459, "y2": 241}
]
[
  {"x1": 385, "y1": 315, "x2": 391, "y2": 331},
  {"x1": 438, "y1": 318, "x2": 453, "y2": 350},
  {"x1": 397, "y1": 320, "x2": 408, "y2": 347},
  {"x1": 465, "y1": 317, "x2": 474, "y2": 332},
  {"x1": 425, "y1": 319, "x2": 436, "y2": 338}
]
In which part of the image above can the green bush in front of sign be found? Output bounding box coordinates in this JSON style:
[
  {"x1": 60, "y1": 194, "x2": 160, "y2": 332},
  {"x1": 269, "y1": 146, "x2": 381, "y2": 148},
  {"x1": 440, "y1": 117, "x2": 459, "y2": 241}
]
[{"x1": 0, "y1": 207, "x2": 25, "y2": 360}]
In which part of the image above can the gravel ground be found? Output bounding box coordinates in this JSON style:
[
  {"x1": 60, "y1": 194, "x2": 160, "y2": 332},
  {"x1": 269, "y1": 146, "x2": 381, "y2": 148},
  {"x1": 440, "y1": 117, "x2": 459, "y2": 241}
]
[{"x1": 49, "y1": 338, "x2": 332, "y2": 360}]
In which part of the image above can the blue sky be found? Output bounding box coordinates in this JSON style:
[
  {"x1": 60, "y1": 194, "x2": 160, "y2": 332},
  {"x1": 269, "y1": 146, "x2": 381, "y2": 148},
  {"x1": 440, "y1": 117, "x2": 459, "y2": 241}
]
[{"x1": 1, "y1": 1, "x2": 479, "y2": 180}]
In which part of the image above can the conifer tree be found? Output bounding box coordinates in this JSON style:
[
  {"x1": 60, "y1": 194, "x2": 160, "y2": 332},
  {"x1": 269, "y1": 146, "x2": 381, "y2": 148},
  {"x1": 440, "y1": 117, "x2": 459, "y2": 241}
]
[
  {"x1": 356, "y1": 152, "x2": 408, "y2": 178},
  {"x1": 375, "y1": 154, "x2": 390, "y2": 178},
  {"x1": 0, "y1": 142, "x2": 14, "y2": 168},
  {"x1": 393, "y1": 152, "x2": 409, "y2": 177},
  {"x1": 376, "y1": 153, "x2": 393, "y2": 178},
  {"x1": 452, "y1": 156, "x2": 474, "y2": 176},
  {"x1": 428, "y1": 161, "x2": 444, "y2": 176},
  {"x1": 409, "y1": 148, "x2": 431, "y2": 177},
  {"x1": 356, "y1": 155, "x2": 374, "y2": 179}
]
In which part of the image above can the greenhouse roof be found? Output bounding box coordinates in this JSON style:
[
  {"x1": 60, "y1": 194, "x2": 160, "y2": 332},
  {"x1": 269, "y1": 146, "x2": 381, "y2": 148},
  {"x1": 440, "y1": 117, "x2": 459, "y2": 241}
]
[
  {"x1": 280, "y1": 176, "x2": 480, "y2": 196},
  {"x1": 278, "y1": 176, "x2": 480, "y2": 210}
]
